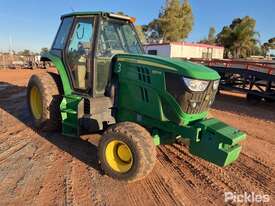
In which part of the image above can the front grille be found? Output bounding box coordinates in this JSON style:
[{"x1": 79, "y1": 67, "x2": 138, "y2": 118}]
[{"x1": 165, "y1": 73, "x2": 217, "y2": 114}]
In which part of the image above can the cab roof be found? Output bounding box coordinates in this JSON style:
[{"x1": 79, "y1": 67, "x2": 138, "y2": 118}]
[
  {"x1": 61, "y1": 11, "x2": 134, "y2": 22},
  {"x1": 61, "y1": 11, "x2": 106, "y2": 19}
]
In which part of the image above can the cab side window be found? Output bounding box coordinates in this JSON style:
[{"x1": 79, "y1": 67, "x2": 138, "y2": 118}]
[
  {"x1": 52, "y1": 17, "x2": 73, "y2": 50},
  {"x1": 66, "y1": 18, "x2": 94, "y2": 90}
]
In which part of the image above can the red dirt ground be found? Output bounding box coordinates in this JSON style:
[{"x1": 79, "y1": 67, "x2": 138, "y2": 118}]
[{"x1": 0, "y1": 69, "x2": 274, "y2": 206}]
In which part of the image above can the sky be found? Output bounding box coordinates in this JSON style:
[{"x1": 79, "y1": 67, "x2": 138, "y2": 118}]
[{"x1": 0, "y1": 0, "x2": 274, "y2": 52}]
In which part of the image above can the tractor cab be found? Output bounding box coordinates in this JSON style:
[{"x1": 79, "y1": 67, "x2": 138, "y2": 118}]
[{"x1": 49, "y1": 12, "x2": 143, "y2": 96}]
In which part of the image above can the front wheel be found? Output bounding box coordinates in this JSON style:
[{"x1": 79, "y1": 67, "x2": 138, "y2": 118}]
[
  {"x1": 27, "y1": 72, "x2": 62, "y2": 131},
  {"x1": 98, "y1": 122, "x2": 156, "y2": 182}
]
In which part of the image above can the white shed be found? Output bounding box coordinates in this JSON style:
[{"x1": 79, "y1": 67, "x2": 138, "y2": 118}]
[{"x1": 144, "y1": 42, "x2": 224, "y2": 59}]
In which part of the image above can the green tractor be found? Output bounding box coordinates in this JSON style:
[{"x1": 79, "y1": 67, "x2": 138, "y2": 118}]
[{"x1": 27, "y1": 12, "x2": 246, "y2": 182}]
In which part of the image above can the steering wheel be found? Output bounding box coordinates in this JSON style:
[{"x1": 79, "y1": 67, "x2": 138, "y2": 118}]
[
  {"x1": 105, "y1": 40, "x2": 118, "y2": 49},
  {"x1": 76, "y1": 24, "x2": 85, "y2": 40}
]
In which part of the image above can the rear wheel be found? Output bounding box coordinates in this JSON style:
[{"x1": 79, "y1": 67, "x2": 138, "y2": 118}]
[
  {"x1": 27, "y1": 72, "x2": 62, "y2": 131},
  {"x1": 98, "y1": 122, "x2": 156, "y2": 182}
]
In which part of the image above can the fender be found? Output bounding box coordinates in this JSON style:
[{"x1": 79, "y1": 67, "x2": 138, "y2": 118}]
[{"x1": 41, "y1": 52, "x2": 73, "y2": 95}]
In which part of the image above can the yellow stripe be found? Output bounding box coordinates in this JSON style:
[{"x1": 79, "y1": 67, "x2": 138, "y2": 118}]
[{"x1": 117, "y1": 58, "x2": 176, "y2": 71}]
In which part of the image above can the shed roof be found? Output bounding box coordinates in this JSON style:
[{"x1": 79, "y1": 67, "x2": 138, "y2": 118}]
[{"x1": 144, "y1": 42, "x2": 224, "y2": 49}]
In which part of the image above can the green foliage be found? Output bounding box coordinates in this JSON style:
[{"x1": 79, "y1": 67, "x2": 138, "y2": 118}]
[
  {"x1": 41, "y1": 47, "x2": 49, "y2": 54},
  {"x1": 267, "y1": 37, "x2": 275, "y2": 49},
  {"x1": 208, "y1": 27, "x2": 216, "y2": 44},
  {"x1": 160, "y1": 0, "x2": 182, "y2": 42},
  {"x1": 268, "y1": 37, "x2": 275, "y2": 43},
  {"x1": 216, "y1": 16, "x2": 259, "y2": 58},
  {"x1": 148, "y1": 18, "x2": 163, "y2": 40},
  {"x1": 261, "y1": 43, "x2": 270, "y2": 56},
  {"x1": 179, "y1": 0, "x2": 194, "y2": 40},
  {"x1": 261, "y1": 37, "x2": 275, "y2": 56},
  {"x1": 145, "y1": 0, "x2": 194, "y2": 43},
  {"x1": 18, "y1": 49, "x2": 31, "y2": 56},
  {"x1": 135, "y1": 25, "x2": 147, "y2": 44},
  {"x1": 199, "y1": 26, "x2": 216, "y2": 45}
]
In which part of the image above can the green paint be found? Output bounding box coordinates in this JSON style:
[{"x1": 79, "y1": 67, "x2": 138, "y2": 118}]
[
  {"x1": 152, "y1": 132, "x2": 161, "y2": 145},
  {"x1": 116, "y1": 54, "x2": 220, "y2": 80},
  {"x1": 190, "y1": 118, "x2": 246, "y2": 166},
  {"x1": 114, "y1": 53, "x2": 245, "y2": 166},
  {"x1": 115, "y1": 54, "x2": 210, "y2": 128},
  {"x1": 60, "y1": 95, "x2": 83, "y2": 137},
  {"x1": 41, "y1": 52, "x2": 73, "y2": 95}
]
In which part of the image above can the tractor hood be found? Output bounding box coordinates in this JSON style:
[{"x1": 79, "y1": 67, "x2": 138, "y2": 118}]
[{"x1": 115, "y1": 54, "x2": 220, "y2": 80}]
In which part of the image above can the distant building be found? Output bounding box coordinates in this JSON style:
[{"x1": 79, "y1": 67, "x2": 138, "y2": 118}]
[{"x1": 144, "y1": 42, "x2": 224, "y2": 59}]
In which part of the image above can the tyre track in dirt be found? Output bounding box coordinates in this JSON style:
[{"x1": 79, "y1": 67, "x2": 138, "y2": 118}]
[
  {"x1": 157, "y1": 147, "x2": 214, "y2": 206},
  {"x1": 64, "y1": 159, "x2": 74, "y2": 206},
  {"x1": 158, "y1": 142, "x2": 274, "y2": 205},
  {"x1": 174, "y1": 142, "x2": 274, "y2": 195},
  {"x1": 159, "y1": 145, "x2": 227, "y2": 206}
]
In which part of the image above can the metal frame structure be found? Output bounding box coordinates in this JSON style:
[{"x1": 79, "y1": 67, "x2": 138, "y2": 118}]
[{"x1": 191, "y1": 59, "x2": 275, "y2": 101}]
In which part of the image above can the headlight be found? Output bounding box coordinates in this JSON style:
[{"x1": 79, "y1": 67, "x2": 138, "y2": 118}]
[
  {"x1": 213, "y1": 80, "x2": 220, "y2": 90},
  {"x1": 183, "y1": 77, "x2": 209, "y2": 92}
]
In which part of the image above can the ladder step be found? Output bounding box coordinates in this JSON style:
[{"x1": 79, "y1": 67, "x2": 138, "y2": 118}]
[
  {"x1": 63, "y1": 95, "x2": 82, "y2": 100},
  {"x1": 60, "y1": 95, "x2": 83, "y2": 138},
  {"x1": 63, "y1": 121, "x2": 77, "y2": 128},
  {"x1": 61, "y1": 109, "x2": 77, "y2": 114},
  {"x1": 64, "y1": 94, "x2": 79, "y2": 98}
]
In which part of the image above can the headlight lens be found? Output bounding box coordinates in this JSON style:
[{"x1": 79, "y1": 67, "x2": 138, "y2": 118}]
[
  {"x1": 213, "y1": 80, "x2": 220, "y2": 90},
  {"x1": 183, "y1": 77, "x2": 209, "y2": 92}
]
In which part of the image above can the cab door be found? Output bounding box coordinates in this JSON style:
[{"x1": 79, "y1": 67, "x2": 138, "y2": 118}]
[{"x1": 65, "y1": 17, "x2": 95, "y2": 91}]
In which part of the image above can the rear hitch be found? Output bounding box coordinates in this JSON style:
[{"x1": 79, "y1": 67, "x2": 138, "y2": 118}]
[{"x1": 188, "y1": 118, "x2": 246, "y2": 167}]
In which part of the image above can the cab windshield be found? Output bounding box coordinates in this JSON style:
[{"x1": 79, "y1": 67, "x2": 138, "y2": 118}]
[{"x1": 97, "y1": 18, "x2": 143, "y2": 57}]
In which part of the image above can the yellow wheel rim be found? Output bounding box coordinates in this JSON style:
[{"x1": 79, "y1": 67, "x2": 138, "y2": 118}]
[
  {"x1": 105, "y1": 140, "x2": 133, "y2": 173},
  {"x1": 30, "y1": 86, "x2": 42, "y2": 120}
]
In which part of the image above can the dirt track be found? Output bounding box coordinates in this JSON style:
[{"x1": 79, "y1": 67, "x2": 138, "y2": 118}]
[{"x1": 0, "y1": 69, "x2": 274, "y2": 206}]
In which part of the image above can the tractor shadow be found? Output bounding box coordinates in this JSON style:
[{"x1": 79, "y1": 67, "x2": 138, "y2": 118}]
[
  {"x1": 0, "y1": 81, "x2": 101, "y2": 172},
  {"x1": 213, "y1": 90, "x2": 275, "y2": 122}
]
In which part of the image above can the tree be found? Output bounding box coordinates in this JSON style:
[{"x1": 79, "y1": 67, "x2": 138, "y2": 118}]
[
  {"x1": 145, "y1": 0, "x2": 194, "y2": 43},
  {"x1": 216, "y1": 26, "x2": 233, "y2": 57},
  {"x1": 216, "y1": 16, "x2": 259, "y2": 58},
  {"x1": 208, "y1": 27, "x2": 216, "y2": 44},
  {"x1": 179, "y1": 0, "x2": 194, "y2": 40},
  {"x1": 18, "y1": 49, "x2": 31, "y2": 56},
  {"x1": 160, "y1": 0, "x2": 182, "y2": 42},
  {"x1": 268, "y1": 37, "x2": 275, "y2": 49},
  {"x1": 41, "y1": 47, "x2": 49, "y2": 54},
  {"x1": 199, "y1": 26, "x2": 216, "y2": 45},
  {"x1": 144, "y1": 17, "x2": 163, "y2": 43},
  {"x1": 135, "y1": 25, "x2": 146, "y2": 44},
  {"x1": 261, "y1": 37, "x2": 275, "y2": 56},
  {"x1": 261, "y1": 43, "x2": 269, "y2": 56}
]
